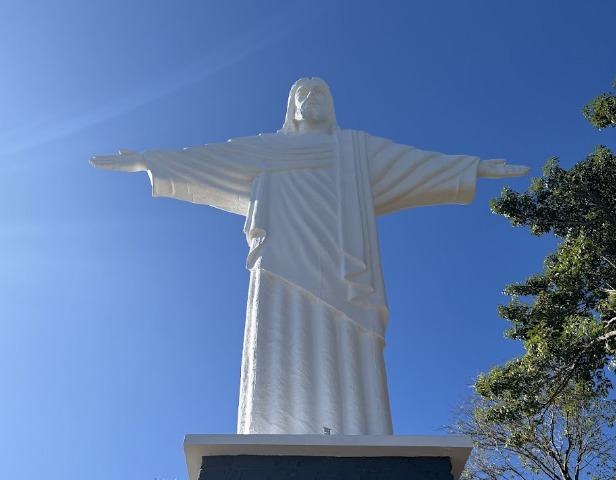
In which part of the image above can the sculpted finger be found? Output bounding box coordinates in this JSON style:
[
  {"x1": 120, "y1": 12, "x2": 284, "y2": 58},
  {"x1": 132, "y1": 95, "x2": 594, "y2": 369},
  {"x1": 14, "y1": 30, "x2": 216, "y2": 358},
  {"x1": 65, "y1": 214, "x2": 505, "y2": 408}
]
[
  {"x1": 90, "y1": 154, "x2": 145, "y2": 172},
  {"x1": 506, "y1": 165, "x2": 531, "y2": 177},
  {"x1": 90, "y1": 155, "x2": 118, "y2": 169},
  {"x1": 119, "y1": 148, "x2": 140, "y2": 155}
]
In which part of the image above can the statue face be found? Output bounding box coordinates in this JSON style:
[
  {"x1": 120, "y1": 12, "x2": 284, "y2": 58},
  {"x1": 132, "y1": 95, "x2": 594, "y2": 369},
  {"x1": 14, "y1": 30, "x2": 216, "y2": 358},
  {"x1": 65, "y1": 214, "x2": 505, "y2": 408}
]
[{"x1": 294, "y1": 82, "x2": 330, "y2": 125}]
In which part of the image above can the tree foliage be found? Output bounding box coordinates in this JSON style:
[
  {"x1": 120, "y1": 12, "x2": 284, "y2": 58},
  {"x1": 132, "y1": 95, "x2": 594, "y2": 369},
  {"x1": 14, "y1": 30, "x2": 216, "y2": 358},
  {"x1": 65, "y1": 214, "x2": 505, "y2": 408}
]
[
  {"x1": 451, "y1": 79, "x2": 616, "y2": 479},
  {"x1": 583, "y1": 78, "x2": 616, "y2": 129},
  {"x1": 478, "y1": 146, "x2": 616, "y2": 411},
  {"x1": 453, "y1": 393, "x2": 616, "y2": 480}
]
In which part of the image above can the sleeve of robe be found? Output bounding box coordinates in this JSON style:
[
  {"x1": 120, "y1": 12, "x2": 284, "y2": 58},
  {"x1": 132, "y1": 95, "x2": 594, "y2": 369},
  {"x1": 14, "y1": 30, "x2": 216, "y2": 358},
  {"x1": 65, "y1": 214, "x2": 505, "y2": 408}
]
[
  {"x1": 366, "y1": 134, "x2": 480, "y2": 216},
  {"x1": 141, "y1": 134, "x2": 335, "y2": 217},
  {"x1": 141, "y1": 137, "x2": 269, "y2": 216}
]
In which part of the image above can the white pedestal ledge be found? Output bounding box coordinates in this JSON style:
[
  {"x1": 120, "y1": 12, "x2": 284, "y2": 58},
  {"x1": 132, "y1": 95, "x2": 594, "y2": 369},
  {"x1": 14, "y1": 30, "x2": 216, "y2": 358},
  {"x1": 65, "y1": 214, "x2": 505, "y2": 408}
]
[{"x1": 184, "y1": 434, "x2": 472, "y2": 480}]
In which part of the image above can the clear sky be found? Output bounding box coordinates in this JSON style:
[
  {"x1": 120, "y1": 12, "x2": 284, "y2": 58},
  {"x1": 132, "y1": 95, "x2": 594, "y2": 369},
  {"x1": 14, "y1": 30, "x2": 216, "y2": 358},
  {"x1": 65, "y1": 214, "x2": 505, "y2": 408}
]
[{"x1": 1, "y1": 1, "x2": 614, "y2": 479}]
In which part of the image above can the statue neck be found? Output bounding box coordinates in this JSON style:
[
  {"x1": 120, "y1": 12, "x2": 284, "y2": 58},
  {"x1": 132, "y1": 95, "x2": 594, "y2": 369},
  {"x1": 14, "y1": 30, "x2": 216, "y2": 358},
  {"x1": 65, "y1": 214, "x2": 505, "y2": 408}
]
[{"x1": 295, "y1": 120, "x2": 332, "y2": 135}]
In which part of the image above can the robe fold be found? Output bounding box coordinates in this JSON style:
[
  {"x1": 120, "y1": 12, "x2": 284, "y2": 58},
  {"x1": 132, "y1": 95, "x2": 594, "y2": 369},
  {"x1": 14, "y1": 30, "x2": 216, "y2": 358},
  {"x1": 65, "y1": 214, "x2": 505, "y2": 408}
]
[{"x1": 142, "y1": 130, "x2": 479, "y2": 435}]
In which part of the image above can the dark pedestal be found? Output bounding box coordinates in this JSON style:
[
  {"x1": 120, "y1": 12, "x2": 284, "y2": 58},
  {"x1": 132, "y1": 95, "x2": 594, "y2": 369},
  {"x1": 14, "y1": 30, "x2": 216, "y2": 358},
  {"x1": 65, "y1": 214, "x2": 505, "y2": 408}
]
[
  {"x1": 199, "y1": 454, "x2": 453, "y2": 480},
  {"x1": 185, "y1": 435, "x2": 471, "y2": 480}
]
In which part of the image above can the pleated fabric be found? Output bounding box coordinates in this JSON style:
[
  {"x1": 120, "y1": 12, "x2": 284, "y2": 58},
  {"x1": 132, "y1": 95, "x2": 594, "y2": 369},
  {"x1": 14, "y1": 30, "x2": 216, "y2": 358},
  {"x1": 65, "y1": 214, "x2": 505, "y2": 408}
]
[{"x1": 237, "y1": 269, "x2": 393, "y2": 435}]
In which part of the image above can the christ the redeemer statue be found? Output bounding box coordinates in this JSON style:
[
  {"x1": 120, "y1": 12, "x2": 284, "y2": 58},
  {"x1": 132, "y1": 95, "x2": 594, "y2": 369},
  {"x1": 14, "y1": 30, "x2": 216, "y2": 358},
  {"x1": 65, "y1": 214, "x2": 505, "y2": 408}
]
[{"x1": 91, "y1": 78, "x2": 528, "y2": 436}]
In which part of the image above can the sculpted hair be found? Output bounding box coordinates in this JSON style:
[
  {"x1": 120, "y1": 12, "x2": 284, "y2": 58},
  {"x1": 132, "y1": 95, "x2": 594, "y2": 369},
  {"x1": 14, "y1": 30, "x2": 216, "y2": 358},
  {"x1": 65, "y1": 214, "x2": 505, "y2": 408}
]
[{"x1": 278, "y1": 77, "x2": 338, "y2": 135}]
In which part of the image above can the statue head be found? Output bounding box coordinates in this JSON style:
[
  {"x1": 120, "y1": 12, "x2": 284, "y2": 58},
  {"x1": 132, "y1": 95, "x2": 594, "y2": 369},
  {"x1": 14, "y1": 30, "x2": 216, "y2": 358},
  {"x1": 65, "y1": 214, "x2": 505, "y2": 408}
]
[{"x1": 279, "y1": 78, "x2": 338, "y2": 135}]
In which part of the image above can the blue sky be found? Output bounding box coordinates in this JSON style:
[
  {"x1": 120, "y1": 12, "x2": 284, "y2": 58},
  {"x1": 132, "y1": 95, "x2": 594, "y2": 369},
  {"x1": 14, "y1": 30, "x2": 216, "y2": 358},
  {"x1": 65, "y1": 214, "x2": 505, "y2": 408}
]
[{"x1": 1, "y1": 1, "x2": 615, "y2": 479}]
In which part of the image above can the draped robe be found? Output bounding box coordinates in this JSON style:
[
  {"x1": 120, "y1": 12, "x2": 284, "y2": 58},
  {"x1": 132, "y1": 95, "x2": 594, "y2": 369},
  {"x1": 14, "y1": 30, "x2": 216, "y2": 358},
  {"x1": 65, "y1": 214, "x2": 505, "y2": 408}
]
[{"x1": 142, "y1": 130, "x2": 479, "y2": 435}]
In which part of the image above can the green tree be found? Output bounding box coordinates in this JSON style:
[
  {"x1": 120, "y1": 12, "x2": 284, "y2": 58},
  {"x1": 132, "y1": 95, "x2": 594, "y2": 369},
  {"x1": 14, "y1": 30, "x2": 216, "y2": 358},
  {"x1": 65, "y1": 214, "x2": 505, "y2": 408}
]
[
  {"x1": 479, "y1": 145, "x2": 616, "y2": 409},
  {"x1": 583, "y1": 78, "x2": 616, "y2": 129},
  {"x1": 451, "y1": 78, "x2": 616, "y2": 479},
  {"x1": 453, "y1": 393, "x2": 616, "y2": 480}
]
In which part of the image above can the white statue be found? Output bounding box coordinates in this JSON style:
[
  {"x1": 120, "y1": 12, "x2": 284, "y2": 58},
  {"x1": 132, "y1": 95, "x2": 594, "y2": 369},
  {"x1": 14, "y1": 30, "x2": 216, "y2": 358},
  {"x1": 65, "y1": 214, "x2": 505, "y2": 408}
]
[{"x1": 91, "y1": 78, "x2": 529, "y2": 436}]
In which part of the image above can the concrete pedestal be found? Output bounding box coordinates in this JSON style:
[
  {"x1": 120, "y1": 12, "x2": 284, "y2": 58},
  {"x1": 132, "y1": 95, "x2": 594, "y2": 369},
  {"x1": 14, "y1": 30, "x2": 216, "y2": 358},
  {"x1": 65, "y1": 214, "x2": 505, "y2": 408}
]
[{"x1": 184, "y1": 435, "x2": 472, "y2": 480}]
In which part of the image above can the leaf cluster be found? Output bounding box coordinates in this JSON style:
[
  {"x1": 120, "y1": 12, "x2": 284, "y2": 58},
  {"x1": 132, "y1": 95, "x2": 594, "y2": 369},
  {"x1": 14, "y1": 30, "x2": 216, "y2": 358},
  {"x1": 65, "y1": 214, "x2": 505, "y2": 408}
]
[
  {"x1": 451, "y1": 77, "x2": 616, "y2": 480},
  {"x1": 583, "y1": 78, "x2": 616, "y2": 130},
  {"x1": 478, "y1": 146, "x2": 616, "y2": 412}
]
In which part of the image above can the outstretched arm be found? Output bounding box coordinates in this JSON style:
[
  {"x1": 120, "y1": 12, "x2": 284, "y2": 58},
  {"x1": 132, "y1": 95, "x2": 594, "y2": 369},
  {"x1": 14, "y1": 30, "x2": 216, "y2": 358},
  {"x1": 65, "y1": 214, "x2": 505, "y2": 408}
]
[
  {"x1": 90, "y1": 143, "x2": 259, "y2": 215},
  {"x1": 478, "y1": 158, "x2": 530, "y2": 179},
  {"x1": 90, "y1": 149, "x2": 146, "y2": 172},
  {"x1": 366, "y1": 134, "x2": 531, "y2": 215}
]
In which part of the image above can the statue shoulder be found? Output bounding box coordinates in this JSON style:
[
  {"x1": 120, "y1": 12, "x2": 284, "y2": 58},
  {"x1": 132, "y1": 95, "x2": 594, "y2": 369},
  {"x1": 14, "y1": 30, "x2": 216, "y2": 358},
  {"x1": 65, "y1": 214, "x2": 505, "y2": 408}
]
[
  {"x1": 337, "y1": 130, "x2": 398, "y2": 150},
  {"x1": 226, "y1": 133, "x2": 275, "y2": 143}
]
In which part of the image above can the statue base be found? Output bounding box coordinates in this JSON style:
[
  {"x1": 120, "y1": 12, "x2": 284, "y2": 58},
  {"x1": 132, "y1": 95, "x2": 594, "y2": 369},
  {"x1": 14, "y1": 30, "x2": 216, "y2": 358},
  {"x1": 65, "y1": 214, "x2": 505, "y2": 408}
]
[{"x1": 184, "y1": 435, "x2": 472, "y2": 480}]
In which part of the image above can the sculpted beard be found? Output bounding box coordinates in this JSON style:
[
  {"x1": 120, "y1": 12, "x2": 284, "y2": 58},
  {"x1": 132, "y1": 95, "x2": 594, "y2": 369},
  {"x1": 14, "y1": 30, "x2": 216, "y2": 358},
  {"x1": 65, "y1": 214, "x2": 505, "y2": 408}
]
[{"x1": 298, "y1": 101, "x2": 328, "y2": 123}]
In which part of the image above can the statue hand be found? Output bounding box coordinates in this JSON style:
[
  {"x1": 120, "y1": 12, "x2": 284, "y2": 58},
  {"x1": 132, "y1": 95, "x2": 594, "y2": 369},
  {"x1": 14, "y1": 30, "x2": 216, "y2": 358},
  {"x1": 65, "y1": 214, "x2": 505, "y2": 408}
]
[
  {"x1": 477, "y1": 159, "x2": 530, "y2": 179},
  {"x1": 90, "y1": 149, "x2": 146, "y2": 172}
]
